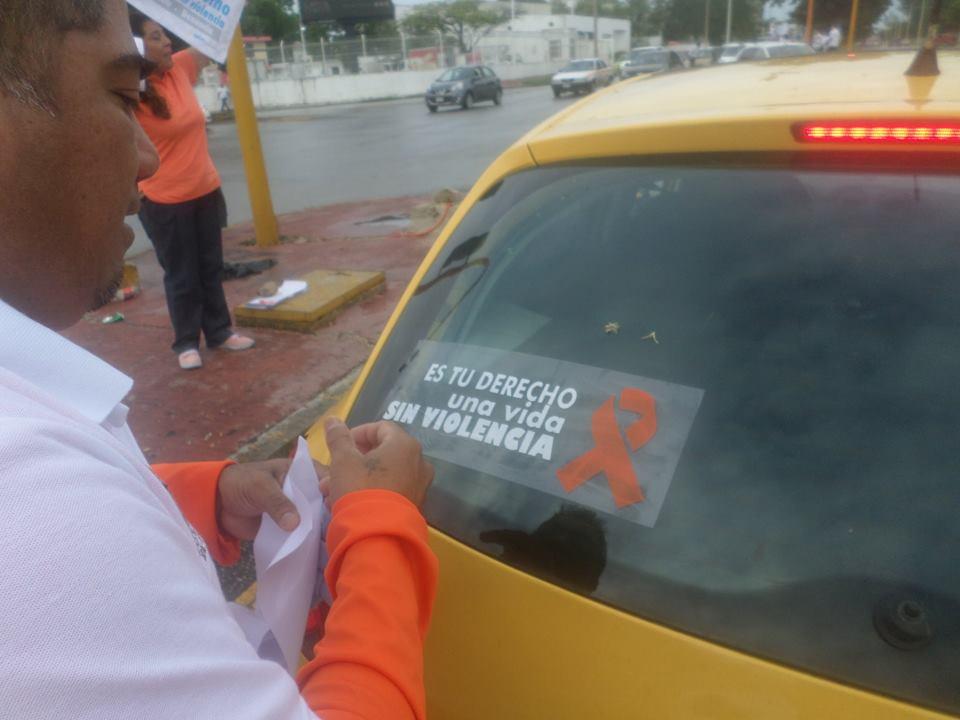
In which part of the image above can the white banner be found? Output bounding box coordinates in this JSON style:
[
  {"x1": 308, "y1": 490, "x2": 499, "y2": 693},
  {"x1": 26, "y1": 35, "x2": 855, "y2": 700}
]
[{"x1": 128, "y1": 0, "x2": 246, "y2": 64}]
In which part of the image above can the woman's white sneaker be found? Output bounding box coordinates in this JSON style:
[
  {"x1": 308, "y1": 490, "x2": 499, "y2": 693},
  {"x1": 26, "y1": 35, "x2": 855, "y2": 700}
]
[
  {"x1": 178, "y1": 349, "x2": 203, "y2": 370},
  {"x1": 219, "y1": 333, "x2": 255, "y2": 351}
]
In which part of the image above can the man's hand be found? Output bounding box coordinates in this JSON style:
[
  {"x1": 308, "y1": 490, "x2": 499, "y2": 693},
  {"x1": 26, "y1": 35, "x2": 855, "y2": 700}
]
[
  {"x1": 324, "y1": 419, "x2": 434, "y2": 506},
  {"x1": 217, "y1": 459, "x2": 327, "y2": 541}
]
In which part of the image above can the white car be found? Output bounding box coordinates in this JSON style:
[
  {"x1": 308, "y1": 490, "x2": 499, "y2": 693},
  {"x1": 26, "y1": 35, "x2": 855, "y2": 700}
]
[
  {"x1": 551, "y1": 58, "x2": 615, "y2": 97},
  {"x1": 717, "y1": 43, "x2": 749, "y2": 64},
  {"x1": 731, "y1": 42, "x2": 816, "y2": 62}
]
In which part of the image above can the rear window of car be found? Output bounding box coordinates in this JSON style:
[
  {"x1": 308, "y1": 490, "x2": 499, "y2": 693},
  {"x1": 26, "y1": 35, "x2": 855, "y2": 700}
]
[
  {"x1": 349, "y1": 161, "x2": 960, "y2": 715},
  {"x1": 562, "y1": 60, "x2": 597, "y2": 71},
  {"x1": 437, "y1": 68, "x2": 471, "y2": 81},
  {"x1": 630, "y1": 50, "x2": 667, "y2": 67}
]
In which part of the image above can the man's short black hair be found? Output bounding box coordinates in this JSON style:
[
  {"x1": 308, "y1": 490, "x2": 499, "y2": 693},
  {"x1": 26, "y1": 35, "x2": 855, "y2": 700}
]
[{"x1": 0, "y1": 0, "x2": 106, "y2": 113}]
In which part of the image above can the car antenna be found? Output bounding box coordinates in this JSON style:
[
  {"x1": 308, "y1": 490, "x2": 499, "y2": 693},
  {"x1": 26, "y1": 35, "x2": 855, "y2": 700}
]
[{"x1": 905, "y1": 0, "x2": 943, "y2": 76}]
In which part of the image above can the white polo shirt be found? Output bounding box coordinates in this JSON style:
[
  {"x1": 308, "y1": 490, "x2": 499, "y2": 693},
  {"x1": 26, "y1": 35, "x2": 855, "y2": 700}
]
[{"x1": 0, "y1": 300, "x2": 316, "y2": 719}]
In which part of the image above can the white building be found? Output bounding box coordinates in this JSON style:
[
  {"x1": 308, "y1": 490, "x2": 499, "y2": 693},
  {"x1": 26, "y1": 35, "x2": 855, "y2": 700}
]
[{"x1": 475, "y1": 14, "x2": 631, "y2": 65}]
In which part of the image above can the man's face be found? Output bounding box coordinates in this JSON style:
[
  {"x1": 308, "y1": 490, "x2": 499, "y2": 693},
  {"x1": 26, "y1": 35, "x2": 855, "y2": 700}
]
[{"x1": 0, "y1": 0, "x2": 159, "y2": 329}]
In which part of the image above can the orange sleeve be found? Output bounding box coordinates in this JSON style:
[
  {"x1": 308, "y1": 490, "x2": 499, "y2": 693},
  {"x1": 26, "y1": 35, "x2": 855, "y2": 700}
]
[
  {"x1": 152, "y1": 461, "x2": 241, "y2": 566},
  {"x1": 173, "y1": 49, "x2": 199, "y2": 86},
  {"x1": 297, "y1": 490, "x2": 439, "y2": 720}
]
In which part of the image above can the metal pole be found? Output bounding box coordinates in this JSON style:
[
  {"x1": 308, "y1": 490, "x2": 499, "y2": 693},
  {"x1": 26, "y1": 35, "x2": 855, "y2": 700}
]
[
  {"x1": 298, "y1": 0, "x2": 307, "y2": 57},
  {"x1": 704, "y1": 0, "x2": 711, "y2": 45},
  {"x1": 511, "y1": 0, "x2": 516, "y2": 20},
  {"x1": 361, "y1": 33, "x2": 367, "y2": 57},
  {"x1": 437, "y1": 29, "x2": 444, "y2": 67},
  {"x1": 916, "y1": 0, "x2": 928, "y2": 45},
  {"x1": 804, "y1": 0, "x2": 814, "y2": 43},
  {"x1": 226, "y1": 31, "x2": 278, "y2": 247},
  {"x1": 593, "y1": 0, "x2": 599, "y2": 57},
  {"x1": 280, "y1": 39, "x2": 286, "y2": 64},
  {"x1": 320, "y1": 36, "x2": 327, "y2": 73},
  {"x1": 847, "y1": 0, "x2": 860, "y2": 52},
  {"x1": 725, "y1": 0, "x2": 733, "y2": 43},
  {"x1": 400, "y1": 29, "x2": 407, "y2": 69}
]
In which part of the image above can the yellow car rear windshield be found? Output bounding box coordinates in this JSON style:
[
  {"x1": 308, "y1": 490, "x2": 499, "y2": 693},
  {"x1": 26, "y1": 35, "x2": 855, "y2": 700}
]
[{"x1": 350, "y1": 159, "x2": 960, "y2": 715}]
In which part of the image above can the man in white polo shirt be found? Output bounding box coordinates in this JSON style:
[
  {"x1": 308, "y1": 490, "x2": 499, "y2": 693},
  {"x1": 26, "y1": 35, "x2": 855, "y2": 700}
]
[{"x1": 0, "y1": 2, "x2": 437, "y2": 718}]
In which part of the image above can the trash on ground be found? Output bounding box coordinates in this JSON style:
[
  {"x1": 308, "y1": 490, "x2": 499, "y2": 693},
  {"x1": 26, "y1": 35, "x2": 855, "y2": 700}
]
[
  {"x1": 244, "y1": 280, "x2": 308, "y2": 310},
  {"x1": 113, "y1": 286, "x2": 141, "y2": 302},
  {"x1": 258, "y1": 281, "x2": 279, "y2": 297},
  {"x1": 223, "y1": 258, "x2": 278, "y2": 280},
  {"x1": 101, "y1": 312, "x2": 125, "y2": 324}
]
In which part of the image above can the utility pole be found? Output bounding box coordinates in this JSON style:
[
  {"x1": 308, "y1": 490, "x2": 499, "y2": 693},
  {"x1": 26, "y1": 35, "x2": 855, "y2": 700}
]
[
  {"x1": 296, "y1": 1, "x2": 308, "y2": 59},
  {"x1": 705, "y1": 0, "x2": 711, "y2": 45},
  {"x1": 916, "y1": 0, "x2": 928, "y2": 45},
  {"x1": 804, "y1": 0, "x2": 814, "y2": 43},
  {"x1": 725, "y1": 0, "x2": 733, "y2": 43},
  {"x1": 227, "y1": 32, "x2": 278, "y2": 247},
  {"x1": 593, "y1": 0, "x2": 599, "y2": 57},
  {"x1": 847, "y1": 0, "x2": 860, "y2": 52}
]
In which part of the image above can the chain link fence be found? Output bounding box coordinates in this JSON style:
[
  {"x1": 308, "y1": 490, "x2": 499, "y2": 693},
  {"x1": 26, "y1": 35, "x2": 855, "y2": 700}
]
[{"x1": 231, "y1": 30, "x2": 619, "y2": 83}]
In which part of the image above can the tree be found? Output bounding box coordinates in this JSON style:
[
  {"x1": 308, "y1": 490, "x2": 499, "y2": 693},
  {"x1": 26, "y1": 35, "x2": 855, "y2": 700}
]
[
  {"x1": 401, "y1": 0, "x2": 509, "y2": 52},
  {"x1": 628, "y1": 0, "x2": 660, "y2": 38},
  {"x1": 778, "y1": 0, "x2": 892, "y2": 40},
  {"x1": 353, "y1": 20, "x2": 401, "y2": 37},
  {"x1": 574, "y1": 0, "x2": 631, "y2": 17},
  {"x1": 656, "y1": 0, "x2": 763, "y2": 43},
  {"x1": 241, "y1": 0, "x2": 300, "y2": 41}
]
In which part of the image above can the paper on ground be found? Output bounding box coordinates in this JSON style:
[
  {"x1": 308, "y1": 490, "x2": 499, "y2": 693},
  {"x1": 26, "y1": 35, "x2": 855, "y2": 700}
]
[
  {"x1": 127, "y1": 0, "x2": 245, "y2": 64},
  {"x1": 231, "y1": 437, "x2": 331, "y2": 675},
  {"x1": 244, "y1": 280, "x2": 309, "y2": 310}
]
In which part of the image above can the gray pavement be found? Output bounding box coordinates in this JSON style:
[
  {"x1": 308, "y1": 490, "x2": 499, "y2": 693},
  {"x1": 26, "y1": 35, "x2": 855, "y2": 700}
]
[{"x1": 128, "y1": 86, "x2": 577, "y2": 256}]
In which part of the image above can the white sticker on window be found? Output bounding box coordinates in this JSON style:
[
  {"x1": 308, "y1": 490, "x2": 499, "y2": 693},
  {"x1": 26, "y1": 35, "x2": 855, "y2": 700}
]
[{"x1": 381, "y1": 341, "x2": 704, "y2": 527}]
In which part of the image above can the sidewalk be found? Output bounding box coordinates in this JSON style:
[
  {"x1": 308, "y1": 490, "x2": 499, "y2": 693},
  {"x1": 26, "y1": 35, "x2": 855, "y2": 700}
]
[{"x1": 63, "y1": 195, "x2": 444, "y2": 466}]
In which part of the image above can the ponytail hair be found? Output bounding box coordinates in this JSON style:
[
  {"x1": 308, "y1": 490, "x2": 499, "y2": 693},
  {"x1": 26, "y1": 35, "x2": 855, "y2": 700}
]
[{"x1": 128, "y1": 8, "x2": 171, "y2": 120}]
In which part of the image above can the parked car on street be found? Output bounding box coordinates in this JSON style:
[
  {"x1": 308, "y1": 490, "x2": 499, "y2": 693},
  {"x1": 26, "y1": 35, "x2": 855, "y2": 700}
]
[
  {"x1": 738, "y1": 41, "x2": 816, "y2": 61},
  {"x1": 717, "y1": 42, "x2": 749, "y2": 64},
  {"x1": 425, "y1": 65, "x2": 503, "y2": 112},
  {"x1": 310, "y1": 50, "x2": 960, "y2": 720},
  {"x1": 551, "y1": 58, "x2": 615, "y2": 97},
  {"x1": 687, "y1": 45, "x2": 722, "y2": 65},
  {"x1": 620, "y1": 47, "x2": 686, "y2": 78}
]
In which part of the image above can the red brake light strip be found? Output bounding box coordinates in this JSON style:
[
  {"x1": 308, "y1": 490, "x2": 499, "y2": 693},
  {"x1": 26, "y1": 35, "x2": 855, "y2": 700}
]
[{"x1": 795, "y1": 122, "x2": 960, "y2": 144}]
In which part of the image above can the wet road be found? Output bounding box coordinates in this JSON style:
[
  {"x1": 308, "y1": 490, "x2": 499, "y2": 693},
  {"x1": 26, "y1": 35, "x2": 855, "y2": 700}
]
[{"x1": 129, "y1": 86, "x2": 576, "y2": 255}]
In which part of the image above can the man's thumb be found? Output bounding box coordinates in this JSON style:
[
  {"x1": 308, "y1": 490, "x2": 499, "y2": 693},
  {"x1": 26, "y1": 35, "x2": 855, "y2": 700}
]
[{"x1": 256, "y1": 478, "x2": 300, "y2": 532}]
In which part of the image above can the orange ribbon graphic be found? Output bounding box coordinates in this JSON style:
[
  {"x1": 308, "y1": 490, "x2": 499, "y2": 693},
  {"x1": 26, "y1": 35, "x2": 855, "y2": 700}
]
[{"x1": 556, "y1": 388, "x2": 658, "y2": 508}]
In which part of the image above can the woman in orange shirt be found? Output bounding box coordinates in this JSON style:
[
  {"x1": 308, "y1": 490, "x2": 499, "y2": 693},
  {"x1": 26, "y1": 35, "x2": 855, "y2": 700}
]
[{"x1": 130, "y1": 11, "x2": 255, "y2": 371}]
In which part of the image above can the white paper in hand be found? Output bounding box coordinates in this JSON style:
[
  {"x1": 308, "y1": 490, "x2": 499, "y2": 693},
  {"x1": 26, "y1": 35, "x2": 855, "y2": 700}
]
[
  {"x1": 127, "y1": 0, "x2": 245, "y2": 64},
  {"x1": 248, "y1": 437, "x2": 328, "y2": 674}
]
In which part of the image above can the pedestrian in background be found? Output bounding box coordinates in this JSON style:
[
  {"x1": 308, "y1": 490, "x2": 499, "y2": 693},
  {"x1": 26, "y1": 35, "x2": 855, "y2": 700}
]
[
  {"x1": 217, "y1": 82, "x2": 231, "y2": 112},
  {"x1": 828, "y1": 25, "x2": 842, "y2": 51},
  {"x1": 130, "y1": 9, "x2": 255, "y2": 370}
]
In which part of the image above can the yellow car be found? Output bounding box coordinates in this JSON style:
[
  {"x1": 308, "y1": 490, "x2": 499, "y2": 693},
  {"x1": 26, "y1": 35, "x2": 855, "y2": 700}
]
[{"x1": 310, "y1": 51, "x2": 960, "y2": 719}]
